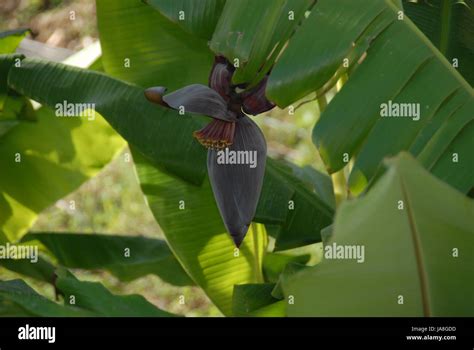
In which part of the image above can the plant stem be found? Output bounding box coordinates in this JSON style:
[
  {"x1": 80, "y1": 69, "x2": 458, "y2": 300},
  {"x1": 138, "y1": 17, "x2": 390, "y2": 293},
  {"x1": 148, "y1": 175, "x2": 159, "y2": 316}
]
[
  {"x1": 251, "y1": 222, "x2": 264, "y2": 283},
  {"x1": 337, "y1": 73, "x2": 348, "y2": 90},
  {"x1": 316, "y1": 88, "x2": 327, "y2": 113},
  {"x1": 331, "y1": 170, "x2": 347, "y2": 206}
]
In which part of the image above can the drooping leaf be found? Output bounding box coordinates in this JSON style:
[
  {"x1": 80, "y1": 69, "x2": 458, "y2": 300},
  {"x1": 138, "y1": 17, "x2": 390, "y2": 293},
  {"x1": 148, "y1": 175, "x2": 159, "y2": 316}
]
[
  {"x1": 145, "y1": 0, "x2": 226, "y2": 40},
  {"x1": 0, "y1": 279, "x2": 92, "y2": 317},
  {"x1": 21, "y1": 232, "x2": 193, "y2": 286},
  {"x1": 0, "y1": 257, "x2": 55, "y2": 284},
  {"x1": 55, "y1": 269, "x2": 176, "y2": 317},
  {"x1": 7, "y1": 57, "x2": 205, "y2": 184},
  {"x1": 283, "y1": 153, "x2": 474, "y2": 316}
]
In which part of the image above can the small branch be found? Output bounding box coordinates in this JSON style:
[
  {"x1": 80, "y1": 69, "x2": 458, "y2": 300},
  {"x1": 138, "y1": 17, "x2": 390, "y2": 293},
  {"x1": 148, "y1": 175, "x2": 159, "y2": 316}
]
[{"x1": 331, "y1": 169, "x2": 347, "y2": 207}]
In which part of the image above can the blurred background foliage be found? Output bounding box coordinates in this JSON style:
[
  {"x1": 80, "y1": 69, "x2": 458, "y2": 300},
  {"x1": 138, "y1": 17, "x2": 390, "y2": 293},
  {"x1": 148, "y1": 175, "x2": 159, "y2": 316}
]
[{"x1": 0, "y1": 0, "x2": 325, "y2": 316}]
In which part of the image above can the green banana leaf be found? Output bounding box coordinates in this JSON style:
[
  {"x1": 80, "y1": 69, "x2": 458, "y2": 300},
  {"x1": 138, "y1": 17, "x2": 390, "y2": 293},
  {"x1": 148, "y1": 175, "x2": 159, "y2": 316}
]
[
  {"x1": 1, "y1": 30, "x2": 31, "y2": 137},
  {"x1": 263, "y1": 0, "x2": 473, "y2": 195},
  {"x1": 271, "y1": 262, "x2": 309, "y2": 299},
  {"x1": 262, "y1": 252, "x2": 310, "y2": 283},
  {"x1": 1, "y1": 54, "x2": 23, "y2": 112},
  {"x1": 210, "y1": 0, "x2": 314, "y2": 85},
  {"x1": 404, "y1": 0, "x2": 474, "y2": 85},
  {"x1": 258, "y1": 160, "x2": 333, "y2": 251},
  {"x1": 0, "y1": 100, "x2": 124, "y2": 242},
  {"x1": 145, "y1": 0, "x2": 226, "y2": 40},
  {"x1": 0, "y1": 35, "x2": 125, "y2": 242},
  {"x1": 0, "y1": 119, "x2": 18, "y2": 138},
  {"x1": 283, "y1": 153, "x2": 474, "y2": 316},
  {"x1": 0, "y1": 279, "x2": 93, "y2": 316},
  {"x1": 96, "y1": 0, "x2": 213, "y2": 95},
  {"x1": 133, "y1": 149, "x2": 267, "y2": 315},
  {"x1": 0, "y1": 257, "x2": 55, "y2": 284},
  {"x1": 1, "y1": 56, "x2": 15, "y2": 106},
  {"x1": 0, "y1": 270, "x2": 176, "y2": 317},
  {"x1": 0, "y1": 29, "x2": 28, "y2": 55},
  {"x1": 20, "y1": 232, "x2": 193, "y2": 286},
  {"x1": 0, "y1": 94, "x2": 36, "y2": 138},
  {"x1": 55, "y1": 269, "x2": 176, "y2": 316},
  {"x1": 232, "y1": 283, "x2": 284, "y2": 316}
]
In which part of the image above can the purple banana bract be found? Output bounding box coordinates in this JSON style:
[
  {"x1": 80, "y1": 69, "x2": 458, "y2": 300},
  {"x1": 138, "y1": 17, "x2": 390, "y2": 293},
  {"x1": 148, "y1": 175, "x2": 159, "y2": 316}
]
[{"x1": 144, "y1": 56, "x2": 275, "y2": 247}]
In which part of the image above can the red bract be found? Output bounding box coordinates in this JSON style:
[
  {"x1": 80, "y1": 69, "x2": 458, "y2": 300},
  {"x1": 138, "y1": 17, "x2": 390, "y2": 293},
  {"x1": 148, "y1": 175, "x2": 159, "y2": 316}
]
[
  {"x1": 241, "y1": 75, "x2": 276, "y2": 115},
  {"x1": 209, "y1": 56, "x2": 234, "y2": 102}
]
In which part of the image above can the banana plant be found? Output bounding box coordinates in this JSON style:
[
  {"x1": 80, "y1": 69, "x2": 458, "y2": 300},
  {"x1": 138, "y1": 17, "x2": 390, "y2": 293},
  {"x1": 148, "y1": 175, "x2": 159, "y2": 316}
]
[{"x1": 0, "y1": 0, "x2": 472, "y2": 317}]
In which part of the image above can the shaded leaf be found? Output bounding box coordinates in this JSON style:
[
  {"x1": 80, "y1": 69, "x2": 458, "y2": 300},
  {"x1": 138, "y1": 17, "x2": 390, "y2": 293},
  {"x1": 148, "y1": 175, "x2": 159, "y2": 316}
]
[
  {"x1": 0, "y1": 279, "x2": 92, "y2": 317},
  {"x1": 271, "y1": 262, "x2": 310, "y2": 299},
  {"x1": 232, "y1": 283, "x2": 283, "y2": 316},
  {"x1": 0, "y1": 54, "x2": 23, "y2": 111},
  {"x1": 284, "y1": 153, "x2": 474, "y2": 316},
  {"x1": 263, "y1": 252, "x2": 310, "y2": 283},
  {"x1": 145, "y1": 0, "x2": 226, "y2": 39},
  {"x1": 404, "y1": 0, "x2": 474, "y2": 85},
  {"x1": 210, "y1": 0, "x2": 314, "y2": 85},
  {"x1": 22, "y1": 232, "x2": 193, "y2": 286},
  {"x1": 0, "y1": 257, "x2": 55, "y2": 284},
  {"x1": 256, "y1": 160, "x2": 334, "y2": 251},
  {"x1": 133, "y1": 148, "x2": 267, "y2": 315},
  {"x1": 266, "y1": 0, "x2": 473, "y2": 194},
  {"x1": 55, "y1": 269, "x2": 176, "y2": 316},
  {"x1": 97, "y1": 0, "x2": 213, "y2": 92},
  {"x1": 7, "y1": 57, "x2": 203, "y2": 184},
  {"x1": 267, "y1": 0, "x2": 391, "y2": 106}
]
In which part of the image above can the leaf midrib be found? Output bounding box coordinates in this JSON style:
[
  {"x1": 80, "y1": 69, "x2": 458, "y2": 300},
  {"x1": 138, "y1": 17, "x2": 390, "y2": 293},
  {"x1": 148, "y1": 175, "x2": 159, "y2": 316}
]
[
  {"x1": 399, "y1": 174, "x2": 431, "y2": 317},
  {"x1": 439, "y1": 0, "x2": 453, "y2": 55}
]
